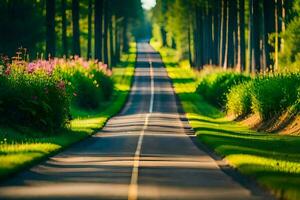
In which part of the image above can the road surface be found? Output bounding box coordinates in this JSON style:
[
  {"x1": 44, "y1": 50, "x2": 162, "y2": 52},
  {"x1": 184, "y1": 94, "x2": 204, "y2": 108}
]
[{"x1": 0, "y1": 42, "x2": 267, "y2": 200}]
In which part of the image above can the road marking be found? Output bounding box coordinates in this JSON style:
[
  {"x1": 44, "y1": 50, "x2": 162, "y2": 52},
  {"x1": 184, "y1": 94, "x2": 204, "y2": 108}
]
[
  {"x1": 149, "y1": 60, "x2": 154, "y2": 113},
  {"x1": 128, "y1": 53, "x2": 154, "y2": 200}
]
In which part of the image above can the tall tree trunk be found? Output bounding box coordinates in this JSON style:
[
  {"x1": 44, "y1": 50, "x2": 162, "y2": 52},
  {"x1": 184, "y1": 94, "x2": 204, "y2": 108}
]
[
  {"x1": 213, "y1": 0, "x2": 220, "y2": 65},
  {"x1": 274, "y1": 0, "x2": 279, "y2": 71},
  {"x1": 161, "y1": 27, "x2": 168, "y2": 47},
  {"x1": 94, "y1": 0, "x2": 103, "y2": 60},
  {"x1": 111, "y1": 15, "x2": 117, "y2": 65},
  {"x1": 202, "y1": 3, "x2": 208, "y2": 65},
  {"x1": 232, "y1": 0, "x2": 238, "y2": 67},
  {"x1": 225, "y1": 0, "x2": 235, "y2": 68},
  {"x1": 237, "y1": 0, "x2": 245, "y2": 71},
  {"x1": 109, "y1": 15, "x2": 114, "y2": 66},
  {"x1": 72, "y1": 0, "x2": 80, "y2": 56},
  {"x1": 280, "y1": 0, "x2": 286, "y2": 52},
  {"x1": 207, "y1": 2, "x2": 213, "y2": 65},
  {"x1": 122, "y1": 18, "x2": 129, "y2": 53},
  {"x1": 264, "y1": 0, "x2": 275, "y2": 71},
  {"x1": 260, "y1": 1, "x2": 267, "y2": 73},
  {"x1": 223, "y1": 0, "x2": 229, "y2": 69},
  {"x1": 87, "y1": 0, "x2": 92, "y2": 59},
  {"x1": 103, "y1": 0, "x2": 109, "y2": 65},
  {"x1": 193, "y1": 8, "x2": 198, "y2": 68},
  {"x1": 194, "y1": 5, "x2": 203, "y2": 69},
  {"x1": 46, "y1": 0, "x2": 55, "y2": 58},
  {"x1": 61, "y1": 0, "x2": 67, "y2": 57},
  {"x1": 188, "y1": 15, "x2": 192, "y2": 66},
  {"x1": 219, "y1": 0, "x2": 227, "y2": 66},
  {"x1": 249, "y1": 0, "x2": 260, "y2": 73},
  {"x1": 115, "y1": 24, "x2": 120, "y2": 62}
]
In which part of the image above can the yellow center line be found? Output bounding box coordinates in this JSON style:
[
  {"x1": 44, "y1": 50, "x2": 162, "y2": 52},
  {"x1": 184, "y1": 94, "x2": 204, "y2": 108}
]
[{"x1": 128, "y1": 52, "x2": 154, "y2": 200}]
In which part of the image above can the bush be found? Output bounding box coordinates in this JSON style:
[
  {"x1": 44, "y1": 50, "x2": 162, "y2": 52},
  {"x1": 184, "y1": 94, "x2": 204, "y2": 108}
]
[
  {"x1": 59, "y1": 58, "x2": 114, "y2": 109},
  {"x1": 251, "y1": 73, "x2": 300, "y2": 120},
  {"x1": 0, "y1": 70, "x2": 70, "y2": 131},
  {"x1": 226, "y1": 82, "x2": 252, "y2": 118},
  {"x1": 196, "y1": 71, "x2": 251, "y2": 107},
  {"x1": 0, "y1": 56, "x2": 114, "y2": 131},
  {"x1": 226, "y1": 73, "x2": 300, "y2": 120}
]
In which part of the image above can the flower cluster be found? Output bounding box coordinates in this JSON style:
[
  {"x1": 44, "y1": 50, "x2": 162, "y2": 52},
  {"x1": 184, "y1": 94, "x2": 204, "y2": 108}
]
[{"x1": 0, "y1": 53, "x2": 114, "y2": 131}]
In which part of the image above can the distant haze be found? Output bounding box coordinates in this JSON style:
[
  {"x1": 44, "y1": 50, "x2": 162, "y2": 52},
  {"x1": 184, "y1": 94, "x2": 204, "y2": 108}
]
[{"x1": 142, "y1": 0, "x2": 156, "y2": 10}]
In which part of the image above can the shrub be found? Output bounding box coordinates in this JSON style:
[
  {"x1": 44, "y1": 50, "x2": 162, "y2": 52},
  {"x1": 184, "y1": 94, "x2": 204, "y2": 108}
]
[
  {"x1": 59, "y1": 58, "x2": 114, "y2": 109},
  {"x1": 92, "y1": 70, "x2": 114, "y2": 101},
  {"x1": 251, "y1": 73, "x2": 300, "y2": 120},
  {"x1": 226, "y1": 82, "x2": 252, "y2": 118},
  {"x1": 196, "y1": 72, "x2": 251, "y2": 107},
  {"x1": 0, "y1": 70, "x2": 70, "y2": 131},
  {"x1": 226, "y1": 73, "x2": 300, "y2": 120},
  {"x1": 0, "y1": 55, "x2": 114, "y2": 131}
]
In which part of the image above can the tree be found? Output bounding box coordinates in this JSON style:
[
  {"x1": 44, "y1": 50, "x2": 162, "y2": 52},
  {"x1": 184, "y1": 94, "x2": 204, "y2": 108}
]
[
  {"x1": 249, "y1": 0, "x2": 260, "y2": 73},
  {"x1": 94, "y1": 0, "x2": 103, "y2": 60},
  {"x1": 61, "y1": 0, "x2": 68, "y2": 56},
  {"x1": 103, "y1": 0, "x2": 109, "y2": 65},
  {"x1": 219, "y1": 0, "x2": 227, "y2": 66},
  {"x1": 46, "y1": 0, "x2": 56, "y2": 57},
  {"x1": 237, "y1": 0, "x2": 245, "y2": 71},
  {"x1": 87, "y1": 0, "x2": 93, "y2": 59},
  {"x1": 72, "y1": 0, "x2": 80, "y2": 56}
]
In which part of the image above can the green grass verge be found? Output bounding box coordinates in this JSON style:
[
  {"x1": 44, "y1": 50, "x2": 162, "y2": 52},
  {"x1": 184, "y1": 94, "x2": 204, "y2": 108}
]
[
  {"x1": 0, "y1": 44, "x2": 136, "y2": 180},
  {"x1": 154, "y1": 44, "x2": 300, "y2": 200}
]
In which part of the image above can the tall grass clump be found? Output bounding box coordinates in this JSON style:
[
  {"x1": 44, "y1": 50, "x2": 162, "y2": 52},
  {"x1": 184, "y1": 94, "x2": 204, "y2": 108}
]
[
  {"x1": 226, "y1": 73, "x2": 300, "y2": 120},
  {"x1": 251, "y1": 73, "x2": 300, "y2": 120},
  {"x1": 196, "y1": 71, "x2": 251, "y2": 107},
  {"x1": 226, "y1": 81, "x2": 252, "y2": 118}
]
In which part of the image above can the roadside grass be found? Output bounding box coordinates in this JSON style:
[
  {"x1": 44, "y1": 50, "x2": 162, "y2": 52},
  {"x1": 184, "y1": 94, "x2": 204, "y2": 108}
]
[
  {"x1": 155, "y1": 45, "x2": 300, "y2": 200},
  {"x1": 0, "y1": 44, "x2": 136, "y2": 180}
]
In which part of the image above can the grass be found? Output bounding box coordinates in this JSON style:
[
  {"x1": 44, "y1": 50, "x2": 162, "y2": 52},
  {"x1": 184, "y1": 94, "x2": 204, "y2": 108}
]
[
  {"x1": 153, "y1": 44, "x2": 300, "y2": 200},
  {"x1": 0, "y1": 44, "x2": 136, "y2": 180}
]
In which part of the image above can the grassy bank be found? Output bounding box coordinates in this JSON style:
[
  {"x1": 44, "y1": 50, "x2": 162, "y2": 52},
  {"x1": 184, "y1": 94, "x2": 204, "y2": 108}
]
[
  {"x1": 154, "y1": 44, "x2": 300, "y2": 200},
  {"x1": 0, "y1": 44, "x2": 136, "y2": 180}
]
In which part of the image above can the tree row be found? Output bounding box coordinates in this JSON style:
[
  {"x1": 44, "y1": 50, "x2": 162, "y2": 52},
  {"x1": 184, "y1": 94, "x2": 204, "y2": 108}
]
[{"x1": 152, "y1": 0, "x2": 299, "y2": 73}]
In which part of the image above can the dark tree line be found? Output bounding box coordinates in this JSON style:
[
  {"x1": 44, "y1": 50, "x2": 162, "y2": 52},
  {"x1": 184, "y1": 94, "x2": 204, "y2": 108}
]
[
  {"x1": 0, "y1": 0, "x2": 145, "y2": 67},
  {"x1": 45, "y1": 0, "x2": 144, "y2": 67},
  {"x1": 152, "y1": 0, "x2": 298, "y2": 73}
]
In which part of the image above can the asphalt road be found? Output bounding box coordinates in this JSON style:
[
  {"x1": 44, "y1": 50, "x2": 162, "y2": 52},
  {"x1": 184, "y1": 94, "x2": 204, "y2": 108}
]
[{"x1": 0, "y1": 42, "x2": 267, "y2": 200}]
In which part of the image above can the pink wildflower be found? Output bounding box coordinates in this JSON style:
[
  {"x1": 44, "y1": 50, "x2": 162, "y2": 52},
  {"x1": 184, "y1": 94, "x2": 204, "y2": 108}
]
[
  {"x1": 4, "y1": 68, "x2": 10, "y2": 75},
  {"x1": 57, "y1": 81, "x2": 66, "y2": 90}
]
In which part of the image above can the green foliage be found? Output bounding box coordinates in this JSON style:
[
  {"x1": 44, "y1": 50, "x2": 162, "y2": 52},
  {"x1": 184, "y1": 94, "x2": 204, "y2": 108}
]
[
  {"x1": 251, "y1": 74, "x2": 300, "y2": 120},
  {"x1": 0, "y1": 44, "x2": 136, "y2": 180},
  {"x1": 196, "y1": 71, "x2": 251, "y2": 107},
  {"x1": 226, "y1": 73, "x2": 300, "y2": 120},
  {"x1": 0, "y1": 55, "x2": 114, "y2": 131},
  {"x1": 279, "y1": 17, "x2": 300, "y2": 71},
  {"x1": 0, "y1": 71, "x2": 70, "y2": 132},
  {"x1": 152, "y1": 0, "x2": 191, "y2": 57},
  {"x1": 66, "y1": 70, "x2": 113, "y2": 109},
  {"x1": 226, "y1": 82, "x2": 252, "y2": 117}
]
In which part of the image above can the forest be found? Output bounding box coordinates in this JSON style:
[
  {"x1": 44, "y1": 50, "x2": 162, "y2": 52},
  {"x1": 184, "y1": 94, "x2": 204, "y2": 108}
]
[
  {"x1": 152, "y1": 0, "x2": 300, "y2": 73},
  {"x1": 0, "y1": 0, "x2": 146, "y2": 65},
  {"x1": 0, "y1": 0, "x2": 299, "y2": 200},
  {"x1": 151, "y1": 0, "x2": 300, "y2": 130}
]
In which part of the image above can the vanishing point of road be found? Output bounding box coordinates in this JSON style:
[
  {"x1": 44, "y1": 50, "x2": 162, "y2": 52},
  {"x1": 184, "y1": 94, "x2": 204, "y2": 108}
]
[{"x1": 0, "y1": 42, "x2": 269, "y2": 200}]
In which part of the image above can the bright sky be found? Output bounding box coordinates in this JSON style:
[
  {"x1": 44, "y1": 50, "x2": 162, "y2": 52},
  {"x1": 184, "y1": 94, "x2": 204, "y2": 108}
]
[{"x1": 141, "y1": 0, "x2": 156, "y2": 10}]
